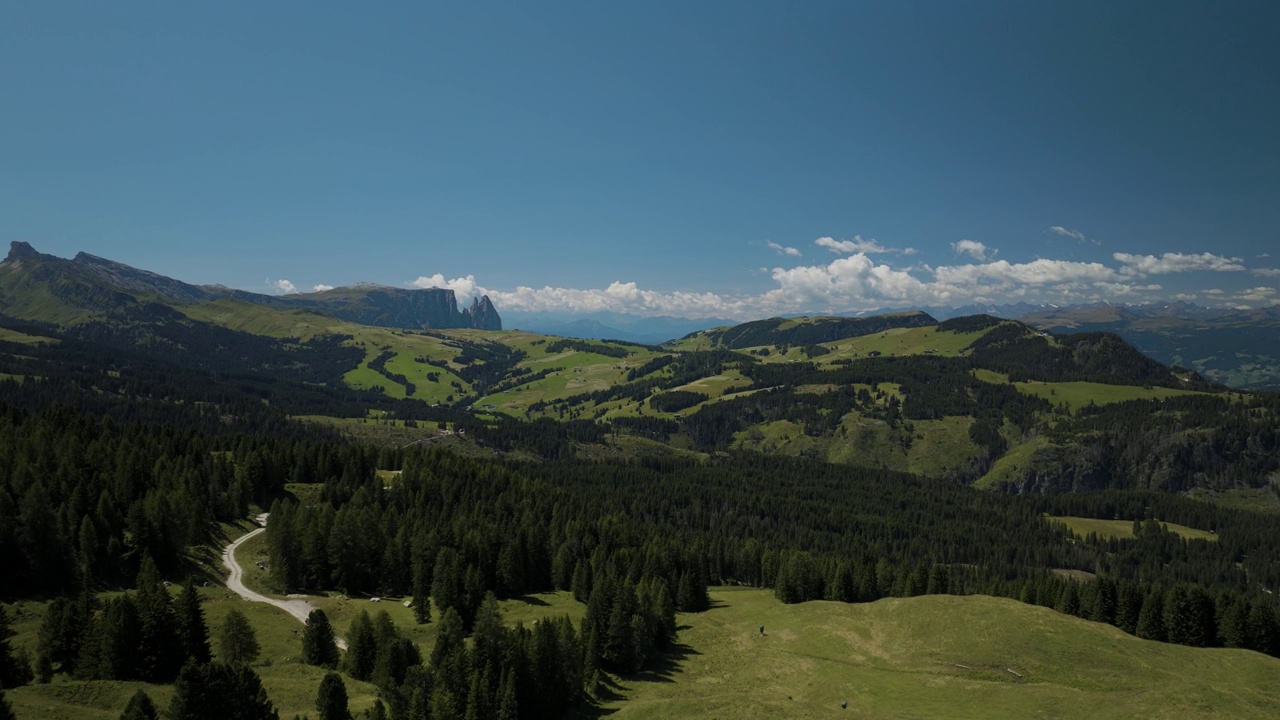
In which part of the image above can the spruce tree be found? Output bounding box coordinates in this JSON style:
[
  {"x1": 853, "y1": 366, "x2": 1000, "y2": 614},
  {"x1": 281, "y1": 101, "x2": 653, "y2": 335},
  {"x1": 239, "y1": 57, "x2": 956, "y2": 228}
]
[
  {"x1": 169, "y1": 661, "x2": 278, "y2": 720},
  {"x1": 219, "y1": 609, "x2": 260, "y2": 666},
  {"x1": 0, "y1": 605, "x2": 32, "y2": 688},
  {"x1": 411, "y1": 555, "x2": 431, "y2": 625},
  {"x1": 344, "y1": 612, "x2": 377, "y2": 681},
  {"x1": 302, "y1": 609, "x2": 340, "y2": 668},
  {"x1": 316, "y1": 672, "x2": 351, "y2": 720},
  {"x1": 120, "y1": 688, "x2": 159, "y2": 720},
  {"x1": 1163, "y1": 587, "x2": 1194, "y2": 646},
  {"x1": 1136, "y1": 590, "x2": 1167, "y2": 642},
  {"x1": 0, "y1": 687, "x2": 15, "y2": 720},
  {"x1": 1055, "y1": 582, "x2": 1080, "y2": 617},
  {"x1": 178, "y1": 579, "x2": 212, "y2": 664},
  {"x1": 135, "y1": 556, "x2": 183, "y2": 682},
  {"x1": 496, "y1": 668, "x2": 518, "y2": 720}
]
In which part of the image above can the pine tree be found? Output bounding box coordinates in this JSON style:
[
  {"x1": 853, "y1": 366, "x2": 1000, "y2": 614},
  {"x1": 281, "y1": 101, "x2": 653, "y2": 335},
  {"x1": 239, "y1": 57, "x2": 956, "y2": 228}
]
[
  {"x1": 1245, "y1": 603, "x2": 1279, "y2": 656},
  {"x1": 0, "y1": 687, "x2": 15, "y2": 720},
  {"x1": 411, "y1": 555, "x2": 431, "y2": 625},
  {"x1": 169, "y1": 661, "x2": 278, "y2": 720},
  {"x1": 178, "y1": 579, "x2": 212, "y2": 664},
  {"x1": 344, "y1": 612, "x2": 377, "y2": 682},
  {"x1": 1136, "y1": 589, "x2": 1167, "y2": 642},
  {"x1": 496, "y1": 668, "x2": 518, "y2": 720},
  {"x1": 38, "y1": 595, "x2": 86, "y2": 675},
  {"x1": 1055, "y1": 582, "x2": 1080, "y2": 617},
  {"x1": 367, "y1": 699, "x2": 388, "y2": 720},
  {"x1": 1115, "y1": 582, "x2": 1142, "y2": 634},
  {"x1": 316, "y1": 672, "x2": 351, "y2": 720},
  {"x1": 135, "y1": 556, "x2": 183, "y2": 682},
  {"x1": 1091, "y1": 577, "x2": 1117, "y2": 625},
  {"x1": 219, "y1": 609, "x2": 260, "y2": 666},
  {"x1": 302, "y1": 610, "x2": 340, "y2": 668},
  {"x1": 120, "y1": 688, "x2": 159, "y2": 720},
  {"x1": 0, "y1": 605, "x2": 33, "y2": 688},
  {"x1": 1163, "y1": 587, "x2": 1195, "y2": 646},
  {"x1": 79, "y1": 595, "x2": 141, "y2": 681}
]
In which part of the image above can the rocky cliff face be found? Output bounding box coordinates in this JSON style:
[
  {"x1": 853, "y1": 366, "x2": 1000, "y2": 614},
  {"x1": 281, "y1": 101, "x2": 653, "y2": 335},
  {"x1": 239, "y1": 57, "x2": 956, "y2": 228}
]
[
  {"x1": 295, "y1": 286, "x2": 501, "y2": 330},
  {"x1": 464, "y1": 295, "x2": 502, "y2": 330}
]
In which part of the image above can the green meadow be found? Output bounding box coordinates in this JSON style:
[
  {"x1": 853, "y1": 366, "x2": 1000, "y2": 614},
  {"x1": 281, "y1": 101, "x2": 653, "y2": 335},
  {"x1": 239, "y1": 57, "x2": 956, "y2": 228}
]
[
  {"x1": 1049, "y1": 515, "x2": 1219, "y2": 542},
  {"x1": 602, "y1": 587, "x2": 1280, "y2": 719}
]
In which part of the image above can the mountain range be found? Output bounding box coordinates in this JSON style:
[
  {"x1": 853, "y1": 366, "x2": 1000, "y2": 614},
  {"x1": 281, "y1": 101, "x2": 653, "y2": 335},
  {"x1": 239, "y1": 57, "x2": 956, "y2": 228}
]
[{"x1": 0, "y1": 241, "x2": 501, "y2": 331}]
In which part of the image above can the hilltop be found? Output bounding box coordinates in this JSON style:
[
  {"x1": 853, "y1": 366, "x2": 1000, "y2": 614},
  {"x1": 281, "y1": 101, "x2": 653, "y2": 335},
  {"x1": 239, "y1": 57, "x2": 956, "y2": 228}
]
[
  {"x1": 0, "y1": 241, "x2": 501, "y2": 331},
  {"x1": 2, "y1": 243, "x2": 1277, "y2": 499}
]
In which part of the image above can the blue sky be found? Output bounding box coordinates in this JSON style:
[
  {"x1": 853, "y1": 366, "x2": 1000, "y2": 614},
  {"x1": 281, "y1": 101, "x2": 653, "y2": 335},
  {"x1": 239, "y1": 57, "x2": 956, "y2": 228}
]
[{"x1": 3, "y1": 1, "x2": 1278, "y2": 318}]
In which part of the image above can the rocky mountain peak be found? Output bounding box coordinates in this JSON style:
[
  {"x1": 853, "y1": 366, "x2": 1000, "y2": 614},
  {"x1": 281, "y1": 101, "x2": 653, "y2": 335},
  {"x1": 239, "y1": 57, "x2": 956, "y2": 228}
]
[
  {"x1": 464, "y1": 295, "x2": 502, "y2": 330},
  {"x1": 5, "y1": 241, "x2": 43, "y2": 263}
]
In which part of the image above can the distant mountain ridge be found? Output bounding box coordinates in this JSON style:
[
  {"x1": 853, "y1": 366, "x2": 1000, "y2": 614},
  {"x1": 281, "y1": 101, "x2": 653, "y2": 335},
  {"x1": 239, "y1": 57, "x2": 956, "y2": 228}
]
[{"x1": 0, "y1": 242, "x2": 501, "y2": 331}]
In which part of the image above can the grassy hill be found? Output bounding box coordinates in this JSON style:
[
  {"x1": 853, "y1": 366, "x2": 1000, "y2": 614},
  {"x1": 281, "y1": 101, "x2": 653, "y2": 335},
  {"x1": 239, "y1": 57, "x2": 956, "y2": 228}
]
[
  {"x1": 11, "y1": 587, "x2": 1277, "y2": 719},
  {"x1": 604, "y1": 587, "x2": 1280, "y2": 719}
]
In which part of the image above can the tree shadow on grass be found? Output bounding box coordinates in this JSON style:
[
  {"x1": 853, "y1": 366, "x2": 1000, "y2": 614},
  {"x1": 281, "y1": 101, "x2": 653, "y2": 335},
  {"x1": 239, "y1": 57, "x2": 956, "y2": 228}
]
[
  {"x1": 512, "y1": 594, "x2": 551, "y2": 606},
  {"x1": 629, "y1": 641, "x2": 700, "y2": 684},
  {"x1": 569, "y1": 643, "x2": 701, "y2": 718}
]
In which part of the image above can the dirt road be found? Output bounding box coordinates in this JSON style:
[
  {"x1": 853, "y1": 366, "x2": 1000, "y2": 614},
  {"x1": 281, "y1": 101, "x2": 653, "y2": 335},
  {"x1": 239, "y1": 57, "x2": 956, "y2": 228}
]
[{"x1": 222, "y1": 513, "x2": 347, "y2": 650}]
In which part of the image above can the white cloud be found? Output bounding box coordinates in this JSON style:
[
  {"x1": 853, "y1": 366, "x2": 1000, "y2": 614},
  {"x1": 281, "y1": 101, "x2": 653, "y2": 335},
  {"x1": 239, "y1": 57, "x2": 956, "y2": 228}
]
[
  {"x1": 1234, "y1": 286, "x2": 1276, "y2": 302},
  {"x1": 412, "y1": 273, "x2": 482, "y2": 299},
  {"x1": 815, "y1": 235, "x2": 888, "y2": 254},
  {"x1": 402, "y1": 240, "x2": 1273, "y2": 320},
  {"x1": 274, "y1": 279, "x2": 298, "y2": 294},
  {"x1": 1251, "y1": 268, "x2": 1280, "y2": 277},
  {"x1": 312, "y1": 284, "x2": 335, "y2": 292},
  {"x1": 766, "y1": 241, "x2": 802, "y2": 257},
  {"x1": 1047, "y1": 226, "x2": 1098, "y2": 245},
  {"x1": 951, "y1": 239, "x2": 992, "y2": 261},
  {"x1": 933, "y1": 258, "x2": 1122, "y2": 289},
  {"x1": 1113, "y1": 252, "x2": 1245, "y2": 275}
]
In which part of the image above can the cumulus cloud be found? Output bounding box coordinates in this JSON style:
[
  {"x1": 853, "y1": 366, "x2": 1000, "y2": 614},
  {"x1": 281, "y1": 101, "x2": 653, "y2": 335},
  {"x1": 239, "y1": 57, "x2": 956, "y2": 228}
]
[
  {"x1": 313, "y1": 284, "x2": 335, "y2": 292},
  {"x1": 1251, "y1": 268, "x2": 1280, "y2": 278},
  {"x1": 951, "y1": 240, "x2": 991, "y2": 261},
  {"x1": 767, "y1": 241, "x2": 802, "y2": 257},
  {"x1": 1113, "y1": 252, "x2": 1245, "y2": 275},
  {"x1": 274, "y1": 279, "x2": 298, "y2": 294},
  {"x1": 412, "y1": 273, "x2": 483, "y2": 299},
  {"x1": 1234, "y1": 287, "x2": 1276, "y2": 302},
  {"x1": 402, "y1": 241, "x2": 1272, "y2": 320}
]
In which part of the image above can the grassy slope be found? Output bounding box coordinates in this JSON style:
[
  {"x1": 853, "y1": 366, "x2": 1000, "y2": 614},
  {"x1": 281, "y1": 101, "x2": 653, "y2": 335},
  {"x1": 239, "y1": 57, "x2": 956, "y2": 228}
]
[
  {"x1": 183, "y1": 299, "x2": 473, "y2": 403},
  {"x1": 1050, "y1": 515, "x2": 1219, "y2": 542},
  {"x1": 0, "y1": 327, "x2": 59, "y2": 345},
  {"x1": 12, "y1": 583, "x2": 1278, "y2": 719},
  {"x1": 1014, "y1": 380, "x2": 1209, "y2": 411},
  {"x1": 604, "y1": 587, "x2": 1280, "y2": 719}
]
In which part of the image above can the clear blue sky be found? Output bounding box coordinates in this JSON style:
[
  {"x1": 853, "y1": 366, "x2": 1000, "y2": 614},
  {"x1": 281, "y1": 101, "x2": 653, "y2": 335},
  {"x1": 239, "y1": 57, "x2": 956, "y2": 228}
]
[{"x1": 3, "y1": 1, "x2": 1278, "y2": 318}]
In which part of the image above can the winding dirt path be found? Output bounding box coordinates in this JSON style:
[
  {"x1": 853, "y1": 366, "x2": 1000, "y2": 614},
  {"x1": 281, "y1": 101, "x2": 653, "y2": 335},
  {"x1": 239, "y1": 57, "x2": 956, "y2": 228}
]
[{"x1": 222, "y1": 512, "x2": 347, "y2": 650}]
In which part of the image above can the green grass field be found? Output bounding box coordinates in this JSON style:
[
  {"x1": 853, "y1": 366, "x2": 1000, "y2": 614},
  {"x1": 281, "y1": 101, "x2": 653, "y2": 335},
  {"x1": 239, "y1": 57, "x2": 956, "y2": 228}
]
[
  {"x1": 601, "y1": 587, "x2": 1280, "y2": 719},
  {"x1": 1013, "y1": 380, "x2": 1209, "y2": 411},
  {"x1": 973, "y1": 436, "x2": 1049, "y2": 490},
  {"x1": 1049, "y1": 515, "x2": 1219, "y2": 542},
  {"x1": 1188, "y1": 486, "x2": 1280, "y2": 514},
  {"x1": 0, "y1": 327, "x2": 58, "y2": 345},
  {"x1": 11, "y1": 586, "x2": 1278, "y2": 719}
]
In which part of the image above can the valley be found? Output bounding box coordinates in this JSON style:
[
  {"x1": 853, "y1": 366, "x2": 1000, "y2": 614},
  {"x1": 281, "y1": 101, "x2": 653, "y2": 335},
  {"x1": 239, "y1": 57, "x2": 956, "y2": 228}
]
[{"x1": 1, "y1": 244, "x2": 1279, "y2": 720}]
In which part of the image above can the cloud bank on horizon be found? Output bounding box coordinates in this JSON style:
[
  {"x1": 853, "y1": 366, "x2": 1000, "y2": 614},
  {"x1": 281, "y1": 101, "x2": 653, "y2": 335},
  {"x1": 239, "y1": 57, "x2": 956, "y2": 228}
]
[{"x1": 395, "y1": 234, "x2": 1277, "y2": 320}]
